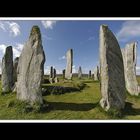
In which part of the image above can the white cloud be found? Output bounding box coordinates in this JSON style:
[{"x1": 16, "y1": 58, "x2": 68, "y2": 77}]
[
  {"x1": 0, "y1": 22, "x2": 6, "y2": 31},
  {"x1": 0, "y1": 44, "x2": 7, "y2": 54},
  {"x1": 13, "y1": 43, "x2": 24, "y2": 57},
  {"x1": 56, "y1": 69, "x2": 62, "y2": 74},
  {"x1": 80, "y1": 36, "x2": 95, "y2": 45},
  {"x1": 44, "y1": 66, "x2": 62, "y2": 75},
  {"x1": 0, "y1": 21, "x2": 20, "y2": 37},
  {"x1": 117, "y1": 21, "x2": 140, "y2": 42},
  {"x1": 136, "y1": 66, "x2": 140, "y2": 75},
  {"x1": 59, "y1": 55, "x2": 66, "y2": 60},
  {"x1": 13, "y1": 48, "x2": 21, "y2": 57},
  {"x1": 136, "y1": 66, "x2": 140, "y2": 70},
  {"x1": 88, "y1": 36, "x2": 94, "y2": 41},
  {"x1": 41, "y1": 20, "x2": 56, "y2": 29},
  {"x1": 72, "y1": 65, "x2": 76, "y2": 73},
  {"x1": 0, "y1": 43, "x2": 23, "y2": 74},
  {"x1": 42, "y1": 35, "x2": 53, "y2": 40},
  {"x1": 0, "y1": 43, "x2": 23, "y2": 59},
  {"x1": 15, "y1": 43, "x2": 24, "y2": 51},
  {"x1": 44, "y1": 66, "x2": 50, "y2": 75},
  {"x1": 6, "y1": 22, "x2": 20, "y2": 37}
]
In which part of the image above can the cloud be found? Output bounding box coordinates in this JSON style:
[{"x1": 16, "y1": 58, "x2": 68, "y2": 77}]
[
  {"x1": 44, "y1": 66, "x2": 51, "y2": 75},
  {"x1": 0, "y1": 21, "x2": 20, "y2": 37},
  {"x1": 0, "y1": 44, "x2": 24, "y2": 74},
  {"x1": 42, "y1": 35, "x2": 53, "y2": 40},
  {"x1": 117, "y1": 21, "x2": 140, "y2": 42},
  {"x1": 0, "y1": 44, "x2": 7, "y2": 54},
  {"x1": 41, "y1": 20, "x2": 56, "y2": 29},
  {"x1": 72, "y1": 65, "x2": 76, "y2": 73},
  {"x1": 80, "y1": 36, "x2": 95, "y2": 45},
  {"x1": 13, "y1": 43, "x2": 24, "y2": 57},
  {"x1": 44, "y1": 66, "x2": 62, "y2": 75},
  {"x1": 0, "y1": 43, "x2": 23, "y2": 59},
  {"x1": 15, "y1": 43, "x2": 24, "y2": 51},
  {"x1": 136, "y1": 66, "x2": 140, "y2": 75},
  {"x1": 44, "y1": 68, "x2": 49, "y2": 75},
  {"x1": 0, "y1": 22, "x2": 6, "y2": 31},
  {"x1": 59, "y1": 55, "x2": 66, "y2": 60},
  {"x1": 136, "y1": 66, "x2": 140, "y2": 70},
  {"x1": 88, "y1": 36, "x2": 94, "y2": 41},
  {"x1": 6, "y1": 22, "x2": 20, "y2": 37},
  {"x1": 56, "y1": 69, "x2": 62, "y2": 74}
]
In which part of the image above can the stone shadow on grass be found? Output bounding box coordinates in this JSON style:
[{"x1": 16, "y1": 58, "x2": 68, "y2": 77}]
[
  {"x1": 42, "y1": 84, "x2": 86, "y2": 95},
  {"x1": 122, "y1": 102, "x2": 140, "y2": 116},
  {"x1": 46, "y1": 102, "x2": 98, "y2": 111}
]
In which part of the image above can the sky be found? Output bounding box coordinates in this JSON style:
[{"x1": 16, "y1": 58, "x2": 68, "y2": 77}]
[{"x1": 0, "y1": 20, "x2": 140, "y2": 75}]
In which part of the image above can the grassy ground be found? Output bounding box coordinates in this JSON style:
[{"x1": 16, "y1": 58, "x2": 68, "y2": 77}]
[{"x1": 0, "y1": 77, "x2": 140, "y2": 119}]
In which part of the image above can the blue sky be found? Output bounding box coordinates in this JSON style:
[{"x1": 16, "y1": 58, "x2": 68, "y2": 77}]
[{"x1": 0, "y1": 20, "x2": 140, "y2": 74}]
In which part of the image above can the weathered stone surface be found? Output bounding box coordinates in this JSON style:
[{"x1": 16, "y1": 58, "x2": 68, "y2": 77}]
[
  {"x1": 13, "y1": 57, "x2": 19, "y2": 83},
  {"x1": 121, "y1": 42, "x2": 140, "y2": 96},
  {"x1": 78, "y1": 66, "x2": 82, "y2": 79},
  {"x1": 17, "y1": 26, "x2": 45, "y2": 104},
  {"x1": 88, "y1": 70, "x2": 91, "y2": 79},
  {"x1": 65, "y1": 49, "x2": 73, "y2": 79},
  {"x1": 99, "y1": 25, "x2": 125, "y2": 111},
  {"x1": 94, "y1": 66, "x2": 100, "y2": 81},
  {"x1": 2, "y1": 46, "x2": 13, "y2": 92}
]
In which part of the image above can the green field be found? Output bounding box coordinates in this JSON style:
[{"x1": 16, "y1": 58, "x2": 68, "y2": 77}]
[{"x1": 0, "y1": 76, "x2": 140, "y2": 120}]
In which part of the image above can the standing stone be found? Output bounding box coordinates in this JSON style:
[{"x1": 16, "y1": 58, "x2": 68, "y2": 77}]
[
  {"x1": 121, "y1": 42, "x2": 140, "y2": 96},
  {"x1": 88, "y1": 70, "x2": 91, "y2": 79},
  {"x1": 53, "y1": 68, "x2": 56, "y2": 79},
  {"x1": 2, "y1": 46, "x2": 13, "y2": 92},
  {"x1": 17, "y1": 26, "x2": 45, "y2": 105},
  {"x1": 54, "y1": 77, "x2": 59, "y2": 83},
  {"x1": 13, "y1": 57, "x2": 19, "y2": 83},
  {"x1": 49, "y1": 66, "x2": 54, "y2": 84},
  {"x1": 78, "y1": 66, "x2": 82, "y2": 79},
  {"x1": 92, "y1": 73, "x2": 94, "y2": 79},
  {"x1": 53, "y1": 68, "x2": 58, "y2": 83},
  {"x1": 99, "y1": 25, "x2": 125, "y2": 111},
  {"x1": 49, "y1": 66, "x2": 53, "y2": 78},
  {"x1": 94, "y1": 66, "x2": 100, "y2": 81},
  {"x1": 65, "y1": 49, "x2": 73, "y2": 80},
  {"x1": 62, "y1": 69, "x2": 65, "y2": 79}
]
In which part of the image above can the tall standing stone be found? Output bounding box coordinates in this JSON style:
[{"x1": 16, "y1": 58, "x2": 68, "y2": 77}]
[
  {"x1": 53, "y1": 68, "x2": 58, "y2": 83},
  {"x1": 49, "y1": 66, "x2": 55, "y2": 84},
  {"x1": 13, "y1": 57, "x2": 19, "y2": 83},
  {"x1": 65, "y1": 49, "x2": 73, "y2": 80},
  {"x1": 62, "y1": 69, "x2": 65, "y2": 79},
  {"x1": 88, "y1": 70, "x2": 91, "y2": 79},
  {"x1": 2, "y1": 46, "x2": 13, "y2": 92},
  {"x1": 121, "y1": 42, "x2": 140, "y2": 96},
  {"x1": 49, "y1": 66, "x2": 53, "y2": 79},
  {"x1": 17, "y1": 26, "x2": 45, "y2": 105},
  {"x1": 53, "y1": 68, "x2": 56, "y2": 78},
  {"x1": 78, "y1": 66, "x2": 82, "y2": 79},
  {"x1": 99, "y1": 25, "x2": 125, "y2": 111},
  {"x1": 94, "y1": 66, "x2": 100, "y2": 81}
]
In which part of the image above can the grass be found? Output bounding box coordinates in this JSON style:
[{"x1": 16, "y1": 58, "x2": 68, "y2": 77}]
[{"x1": 0, "y1": 76, "x2": 140, "y2": 119}]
